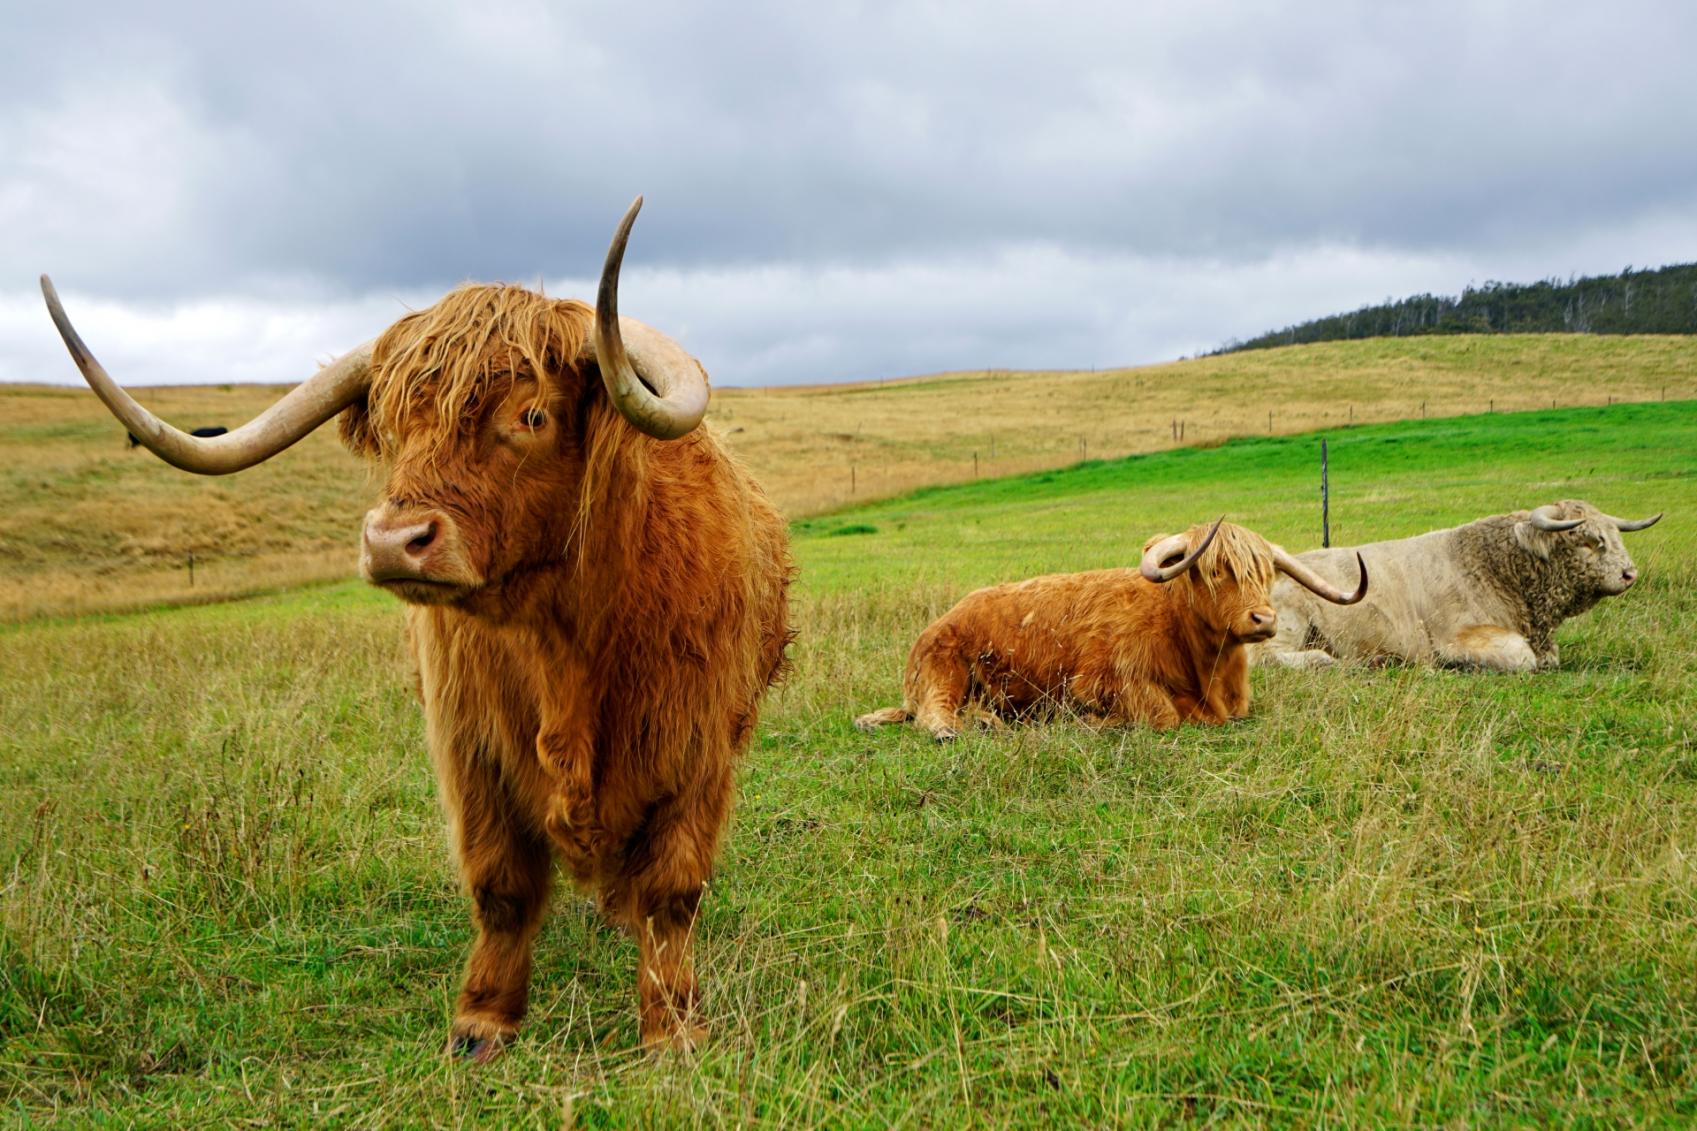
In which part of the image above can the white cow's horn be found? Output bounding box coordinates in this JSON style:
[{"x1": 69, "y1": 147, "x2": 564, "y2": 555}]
[
  {"x1": 1528, "y1": 504, "x2": 1584, "y2": 532},
  {"x1": 1605, "y1": 511, "x2": 1662, "y2": 532}
]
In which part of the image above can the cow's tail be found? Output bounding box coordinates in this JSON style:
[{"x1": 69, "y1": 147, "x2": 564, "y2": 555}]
[{"x1": 853, "y1": 705, "x2": 911, "y2": 732}]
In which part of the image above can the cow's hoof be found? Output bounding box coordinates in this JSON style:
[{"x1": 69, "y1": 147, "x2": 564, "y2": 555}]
[
  {"x1": 930, "y1": 728, "x2": 959, "y2": 743},
  {"x1": 641, "y1": 1019, "x2": 707, "y2": 1055},
  {"x1": 446, "y1": 1030, "x2": 507, "y2": 1065}
]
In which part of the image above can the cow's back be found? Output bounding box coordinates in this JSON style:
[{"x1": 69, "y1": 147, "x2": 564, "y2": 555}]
[
  {"x1": 912, "y1": 569, "x2": 1154, "y2": 716},
  {"x1": 1260, "y1": 526, "x2": 1516, "y2": 663}
]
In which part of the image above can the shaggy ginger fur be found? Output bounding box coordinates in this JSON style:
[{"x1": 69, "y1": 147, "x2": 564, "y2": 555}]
[
  {"x1": 340, "y1": 284, "x2": 792, "y2": 1055},
  {"x1": 856, "y1": 521, "x2": 1283, "y2": 740}
]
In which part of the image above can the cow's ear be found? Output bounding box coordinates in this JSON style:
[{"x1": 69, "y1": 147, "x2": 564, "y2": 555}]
[
  {"x1": 338, "y1": 397, "x2": 382, "y2": 460},
  {"x1": 1513, "y1": 520, "x2": 1552, "y2": 560}
]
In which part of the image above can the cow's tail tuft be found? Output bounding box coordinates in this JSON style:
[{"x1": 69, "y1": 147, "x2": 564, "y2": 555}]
[{"x1": 853, "y1": 705, "x2": 911, "y2": 732}]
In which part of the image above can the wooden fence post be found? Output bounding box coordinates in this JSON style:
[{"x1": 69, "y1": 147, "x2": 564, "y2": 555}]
[{"x1": 1321, "y1": 439, "x2": 1330, "y2": 548}]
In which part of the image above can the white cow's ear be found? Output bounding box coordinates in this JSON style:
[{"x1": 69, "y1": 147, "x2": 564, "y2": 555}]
[{"x1": 1513, "y1": 521, "x2": 1553, "y2": 560}]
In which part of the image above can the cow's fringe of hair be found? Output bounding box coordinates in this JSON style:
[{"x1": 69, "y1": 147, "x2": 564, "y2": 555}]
[
  {"x1": 367, "y1": 284, "x2": 594, "y2": 459},
  {"x1": 1176, "y1": 521, "x2": 1276, "y2": 601}
]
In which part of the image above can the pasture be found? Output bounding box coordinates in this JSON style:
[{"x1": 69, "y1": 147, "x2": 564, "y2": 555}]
[
  {"x1": 2, "y1": 399, "x2": 1695, "y2": 1125},
  {"x1": 5, "y1": 332, "x2": 1695, "y2": 622}
]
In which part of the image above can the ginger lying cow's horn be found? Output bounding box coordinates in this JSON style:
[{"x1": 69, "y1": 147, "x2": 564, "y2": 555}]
[
  {"x1": 1528, "y1": 504, "x2": 1584, "y2": 532},
  {"x1": 39, "y1": 275, "x2": 372, "y2": 475},
  {"x1": 589, "y1": 196, "x2": 711, "y2": 440},
  {"x1": 1273, "y1": 548, "x2": 1369, "y2": 605},
  {"x1": 1140, "y1": 516, "x2": 1224, "y2": 583},
  {"x1": 1604, "y1": 511, "x2": 1662, "y2": 532}
]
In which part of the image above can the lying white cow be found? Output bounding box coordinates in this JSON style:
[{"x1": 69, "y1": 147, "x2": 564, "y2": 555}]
[{"x1": 1253, "y1": 499, "x2": 1661, "y2": 672}]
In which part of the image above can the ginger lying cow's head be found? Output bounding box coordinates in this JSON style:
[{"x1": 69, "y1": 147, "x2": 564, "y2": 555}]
[{"x1": 1141, "y1": 519, "x2": 1368, "y2": 641}]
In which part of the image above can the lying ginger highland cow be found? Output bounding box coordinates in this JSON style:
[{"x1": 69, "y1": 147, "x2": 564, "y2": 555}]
[{"x1": 855, "y1": 519, "x2": 1366, "y2": 740}]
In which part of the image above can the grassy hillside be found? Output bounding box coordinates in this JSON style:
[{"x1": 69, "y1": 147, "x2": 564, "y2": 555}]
[
  {"x1": 3, "y1": 402, "x2": 1693, "y2": 1125},
  {"x1": 4, "y1": 333, "x2": 1694, "y2": 621}
]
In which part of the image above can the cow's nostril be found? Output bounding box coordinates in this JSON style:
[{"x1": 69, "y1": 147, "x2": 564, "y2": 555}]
[{"x1": 407, "y1": 524, "x2": 437, "y2": 556}]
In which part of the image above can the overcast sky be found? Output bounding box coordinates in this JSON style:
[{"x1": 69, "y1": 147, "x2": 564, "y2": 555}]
[{"x1": 4, "y1": 0, "x2": 1695, "y2": 388}]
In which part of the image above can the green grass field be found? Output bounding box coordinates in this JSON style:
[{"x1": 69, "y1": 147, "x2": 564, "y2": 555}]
[{"x1": 3, "y1": 401, "x2": 1695, "y2": 1125}]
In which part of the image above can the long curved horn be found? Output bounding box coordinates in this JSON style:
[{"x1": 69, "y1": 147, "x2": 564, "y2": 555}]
[
  {"x1": 1604, "y1": 511, "x2": 1662, "y2": 532},
  {"x1": 1140, "y1": 516, "x2": 1224, "y2": 583},
  {"x1": 589, "y1": 196, "x2": 710, "y2": 440},
  {"x1": 1274, "y1": 547, "x2": 1368, "y2": 605},
  {"x1": 1528, "y1": 504, "x2": 1584, "y2": 532},
  {"x1": 40, "y1": 276, "x2": 372, "y2": 476}
]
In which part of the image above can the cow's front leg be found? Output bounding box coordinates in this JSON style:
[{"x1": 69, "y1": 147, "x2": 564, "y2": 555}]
[
  {"x1": 1221, "y1": 680, "x2": 1251, "y2": 720},
  {"x1": 1111, "y1": 679, "x2": 1184, "y2": 729},
  {"x1": 602, "y1": 776, "x2": 730, "y2": 1051},
  {"x1": 1258, "y1": 647, "x2": 1337, "y2": 670},
  {"x1": 446, "y1": 774, "x2": 553, "y2": 1063},
  {"x1": 1439, "y1": 624, "x2": 1537, "y2": 673},
  {"x1": 635, "y1": 886, "x2": 706, "y2": 1053}
]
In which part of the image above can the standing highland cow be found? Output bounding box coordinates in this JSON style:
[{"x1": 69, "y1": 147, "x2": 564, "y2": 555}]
[
  {"x1": 855, "y1": 519, "x2": 1367, "y2": 740},
  {"x1": 1252, "y1": 499, "x2": 1661, "y2": 671},
  {"x1": 41, "y1": 199, "x2": 792, "y2": 1057}
]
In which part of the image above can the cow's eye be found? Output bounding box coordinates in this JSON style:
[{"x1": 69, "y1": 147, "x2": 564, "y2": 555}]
[{"x1": 518, "y1": 408, "x2": 548, "y2": 431}]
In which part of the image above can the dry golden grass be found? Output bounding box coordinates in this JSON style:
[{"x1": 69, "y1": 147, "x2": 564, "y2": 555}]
[
  {"x1": 1, "y1": 383, "x2": 374, "y2": 621},
  {"x1": 4, "y1": 333, "x2": 1693, "y2": 621}
]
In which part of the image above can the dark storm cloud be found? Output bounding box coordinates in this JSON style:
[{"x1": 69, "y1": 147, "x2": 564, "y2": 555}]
[{"x1": 4, "y1": 1, "x2": 1696, "y2": 385}]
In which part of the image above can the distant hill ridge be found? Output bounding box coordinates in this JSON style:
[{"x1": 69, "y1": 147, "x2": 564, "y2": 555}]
[{"x1": 1216, "y1": 262, "x2": 1697, "y2": 354}]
